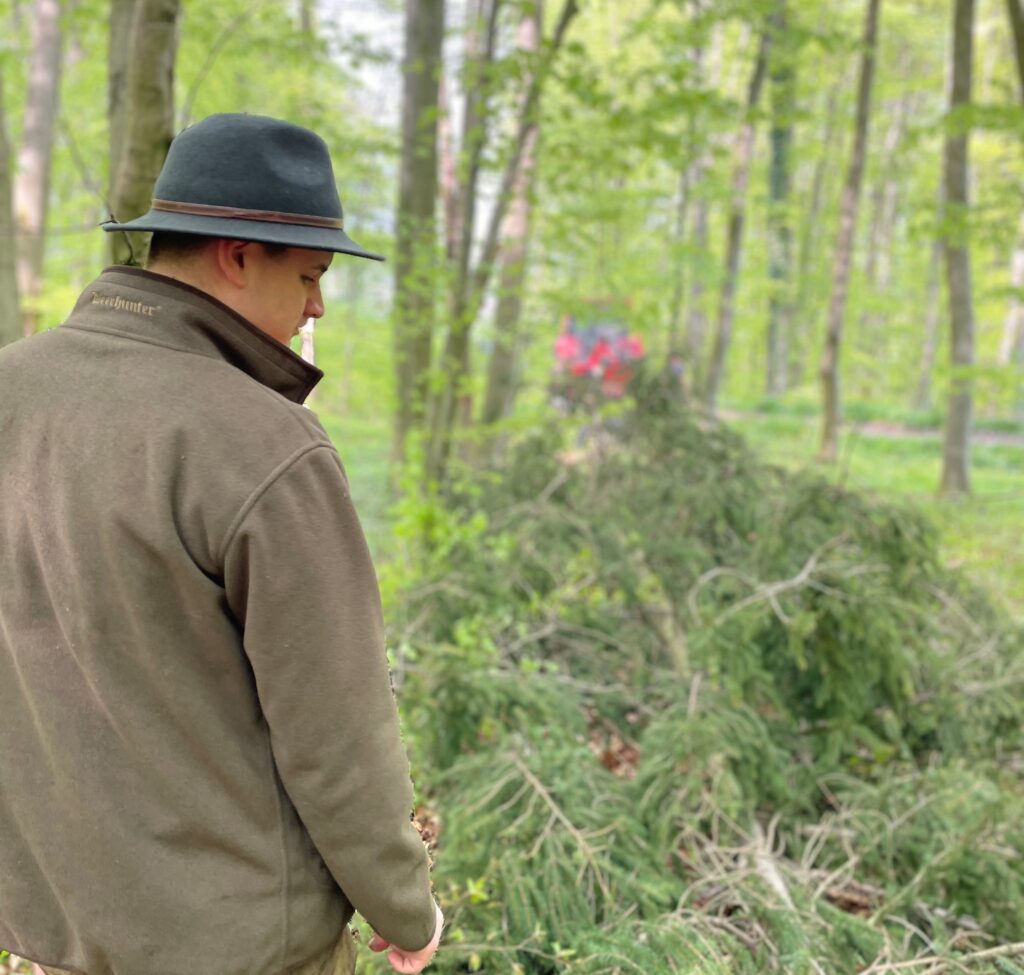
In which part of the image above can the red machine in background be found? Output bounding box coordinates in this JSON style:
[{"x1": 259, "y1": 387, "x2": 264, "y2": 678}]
[{"x1": 552, "y1": 309, "x2": 646, "y2": 408}]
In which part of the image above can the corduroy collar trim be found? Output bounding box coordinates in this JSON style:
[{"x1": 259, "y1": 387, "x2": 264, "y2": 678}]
[{"x1": 63, "y1": 267, "x2": 323, "y2": 404}]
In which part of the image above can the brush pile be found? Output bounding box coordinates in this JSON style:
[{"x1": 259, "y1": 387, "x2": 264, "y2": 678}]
[{"x1": 383, "y1": 381, "x2": 1023, "y2": 974}]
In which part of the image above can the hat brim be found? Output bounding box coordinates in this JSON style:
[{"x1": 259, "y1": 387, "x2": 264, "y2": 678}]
[{"x1": 101, "y1": 209, "x2": 384, "y2": 262}]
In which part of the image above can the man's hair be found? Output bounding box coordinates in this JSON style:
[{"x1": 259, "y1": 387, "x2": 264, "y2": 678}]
[{"x1": 146, "y1": 232, "x2": 288, "y2": 267}]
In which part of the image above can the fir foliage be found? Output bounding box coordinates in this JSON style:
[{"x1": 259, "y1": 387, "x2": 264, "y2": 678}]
[{"x1": 383, "y1": 387, "x2": 1023, "y2": 973}]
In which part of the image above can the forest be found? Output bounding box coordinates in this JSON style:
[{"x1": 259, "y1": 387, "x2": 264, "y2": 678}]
[{"x1": 0, "y1": 0, "x2": 1022, "y2": 972}]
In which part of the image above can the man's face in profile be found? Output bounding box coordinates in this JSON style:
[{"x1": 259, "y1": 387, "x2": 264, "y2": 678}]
[{"x1": 237, "y1": 245, "x2": 334, "y2": 346}]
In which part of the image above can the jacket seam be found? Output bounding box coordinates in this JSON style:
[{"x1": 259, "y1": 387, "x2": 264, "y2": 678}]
[
  {"x1": 219, "y1": 442, "x2": 336, "y2": 564},
  {"x1": 274, "y1": 744, "x2": 291, "y2": 972}
]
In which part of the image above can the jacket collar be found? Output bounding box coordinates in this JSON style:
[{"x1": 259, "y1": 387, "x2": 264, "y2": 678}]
[{"x1": 63, "y1": 267, "x2": 323, "y2": 404}]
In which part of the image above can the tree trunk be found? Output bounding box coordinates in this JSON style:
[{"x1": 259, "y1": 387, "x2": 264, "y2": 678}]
[
  {"x1": 482, "y1": 0, "x2": 542, "y2": 425},
  {"x1": 703, "y1": 30, "x2": 770, "y2": 411},
  {"x1": 392, "y1": 0, "x2": 445, "y2": 466},
  {"x1": 298, "y1": 0, "x2": 315, "y2": 34},
  {"x1": 666, "y1": 163, "x2": 691, "y2": 361},
  {"x1": 438, "y1": 71, "x2": 459, "y2": 264},
  {"x1": 13, "y1": 0, "x2": 63, "y2": 336},
  {"x1": 856, "y1": 91, "x2": 909, "y2": 382},
  {"x1": 667, "y1": 7, "x2": 707, "y2": 365},
  {"x1": 426, "y1": 0, "x2": 579, "y2": 483},
  {"x1": 765, "y1": 0, "x2": 794, "y2": 398},
  {"x1": 452, "y1": 0, "x2": 501, "y2": 302},
  {"x1": 686, "y1": 186, "x2": 709, "y2": 394},
  {"x1": 107, "y1": 0, "x2": 180, "y2": 268},
  {"x1": 0, "y1": 71, "x2": 21, "y2": 349},
  {"x1": 1006, "y1": 0, "x2": 1024, "y2": 99},
  {"x1": 998, "y1": 212, "x2": 1024, "y2": 367},
  {"x1": 939, "y1": 0, "x2": 976, "y2": 497},
  {"x1": 791, "y1": 78, "x2": 844, "y2": 386},
  {"x1": 912, "y1": 237, "x2": 944, "y2": 413},
  {"x1": 817, "y1": 0, "x2": 881, "y2": 461},
  {"x1": 433, "y1": 0, "x2": 502, "y2": 446}
]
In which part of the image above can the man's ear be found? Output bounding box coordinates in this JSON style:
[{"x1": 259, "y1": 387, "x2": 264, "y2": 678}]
[{"x1": 214, "y1": 239, "x2": 253, "y2": 289}]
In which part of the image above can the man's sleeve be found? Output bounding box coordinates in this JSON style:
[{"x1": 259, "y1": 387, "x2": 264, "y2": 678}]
[{"x1": 222, "y1": 443, "x2": 436, "y2": 952}]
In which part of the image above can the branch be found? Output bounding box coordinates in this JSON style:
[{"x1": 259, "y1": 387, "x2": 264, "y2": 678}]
[
  {"x1": 859, "y1": 942, "x2": 1024, "y2": 974},
  {"x1": 509, "y1": 751, "x2": 612, "y2": 902},
  {"x1": 687, "y1": 534, "x2": 856, "y2": 628}
]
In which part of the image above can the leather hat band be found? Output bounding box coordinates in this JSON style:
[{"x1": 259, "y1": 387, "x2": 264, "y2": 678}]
[{"x1": 151, "y1": 198, "x2": 344, "y2": 230}]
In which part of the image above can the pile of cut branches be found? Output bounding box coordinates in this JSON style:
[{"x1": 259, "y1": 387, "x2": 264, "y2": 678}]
[{"x1": 380, "y1": 386, "x2": 1023, "y2": 974}]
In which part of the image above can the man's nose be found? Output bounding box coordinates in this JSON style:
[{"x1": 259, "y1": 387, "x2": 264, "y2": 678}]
[{"x1": 305, "y1": 284, "x2": 325, "y2": 319}]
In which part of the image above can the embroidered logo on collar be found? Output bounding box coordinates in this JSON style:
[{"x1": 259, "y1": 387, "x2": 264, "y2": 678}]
[{"x1": 90, "y1": 292, "x2": 159, "y2": 317}]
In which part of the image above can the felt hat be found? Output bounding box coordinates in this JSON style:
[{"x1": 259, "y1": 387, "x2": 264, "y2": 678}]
[{"x1": 102, "y1": 113, "x2": 383, "y2": 261}]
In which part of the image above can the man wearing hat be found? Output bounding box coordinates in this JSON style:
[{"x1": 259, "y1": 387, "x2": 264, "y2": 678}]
[{"x1": 0, "y1": 115, "x2": 442, "y2": 975}]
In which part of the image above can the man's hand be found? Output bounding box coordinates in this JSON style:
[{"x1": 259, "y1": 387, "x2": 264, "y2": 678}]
[{"x1": 368, "y1": 902, "x2": 444, "y2": 974}]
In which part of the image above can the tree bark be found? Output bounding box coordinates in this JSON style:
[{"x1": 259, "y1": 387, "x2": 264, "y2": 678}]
[
  {"x1": 1006, "y1": 0, "x2": 1024, "y2": 100},
  {"x1": 427, "y1": 0, "x2": 579, "y2": 483},
  {"x1": 817, "y1": 0, "x2": 881, "y2": 461},
  {"x1": 482, "y1": 0, "x2": 542, "y2": 425},
  {"x1": 998, "y1": 212, "x2": 1024, "y2": 367},
  {"x1": 791, "y1": 78, "x2": 844, "y2": 386},
  {"x1": 452, "y1": 0, "x2": 501, "y2": 302},
  {"x1": 912, "y1": 236, "x2": 943, "y2": 413},
  {"x1": 0, "y1": 70, "x2": 21, "y2": 348},
  {"x1": 666, "y1": 163, "x2": 691, "y2": 361},
  {"x1": 703, "y1": 30, "x2": 769, "y2": 411},
  {"x1": 434, "y1": 0, "x2": 502, "y2": 443},
  {"x1": 856, "y1": 91, "x2": 909, "y2": 375},
  {"x1": 299, "y1": 0, "x2": 315, "y2": 35},
  {"x1": 686, "y1": 184, "x2": 709, "y2": 393},
  {"x1": 666, "y1": 3, "x2": 708, "y2": 366},
  {"x1": 107, "y1": 0, "x2": 180, "y2": 268},
  {"x1": 765, "y1": 0, "x2": 794, "y2": 398},
  {"x1": 392, "y1": 0, "x2": 445, "y2": 466},
  {"x1": 13, "y1": 0, "x2": 63, "y2": 336},
  {"x1": 939, "y1": 0, "x2": 975, "y2": 497},
  {"x1": 438, "y1": 71, "x2": 459, "y2": 264}
]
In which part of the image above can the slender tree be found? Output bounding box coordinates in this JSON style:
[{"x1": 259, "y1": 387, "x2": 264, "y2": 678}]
[
  {"x1": 817, "y1": 0, "x2": 881, "y2": 461},
  {"x1": 451, "y1": 0, "x2": 501, "y2": 305},
  {"x1": 0, "y1": 71, "x2": 20, "y2": 348},
  {"x1": 939, "y1": 0, "x2": 975, "y2": 496},
  {"x1": 1007, "y1": 0, "x2": 1024, "y2": 98},
  {"x1": 107, "y1": 0, "x2": 181, "y2": 267},
  {"x1": 684, "y1": 13, "x2": 721, "y2": 394},
  {"x1": 791, "y1": 78, "x2": 844, "y2": 385},
  {"x1": 666, "y1": 164, "x2": 692, "y2": 363},
  {"x1": 765, "y1": 0, "x2": 795, "y2": 397},
  {"x1": 998, "y1": 213, "x2": 1024, "y2": 368},
  {"x1": 427, "y1": 0, "x2": 579, "y2": 483},
  {"x1": 856, "y1": 91, "x2": 909, "y2": 377},
  {"x1": 13, "y1": 0, "x2": 63, "y2": 336},
  {"x1": 393, "y1": 0, "x2": 445, "y2": 465},
  {"x1": 482, "y1": 0, "x2": 542, "y2": 425},
  {"x1": 912, "y1": 236, "x2": 944, "y2": 413},
  {"x1": 686, "y1": 181, "x2": 710, "y2": 392},
  {"x1": 703, "y1": 29, "x2": 769, "y2": 410},
  {"x1": 299, "y1": 0, "x2": 315, "y2": 35},
  {"x1": 666, "y1": 0, "x2": 708, "y2": 366}
]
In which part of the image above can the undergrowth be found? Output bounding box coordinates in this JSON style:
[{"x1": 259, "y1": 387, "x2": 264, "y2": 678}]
[{"x1": 379, "y1": 380, "x2": 1023, "y2": 974}]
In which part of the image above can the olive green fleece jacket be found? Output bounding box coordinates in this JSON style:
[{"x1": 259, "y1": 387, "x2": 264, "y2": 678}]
[{"x1": 0, "y1": 268, "x2": 435, "y2": 975}]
